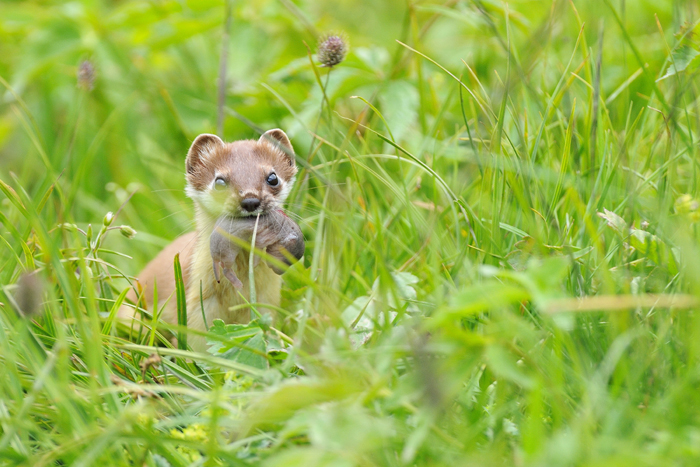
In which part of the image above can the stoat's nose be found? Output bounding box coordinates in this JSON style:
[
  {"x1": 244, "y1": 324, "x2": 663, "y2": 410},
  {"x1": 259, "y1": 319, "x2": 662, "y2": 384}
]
[{"x1": 240, "y1": 198, "x2": 261, "y2": 212}]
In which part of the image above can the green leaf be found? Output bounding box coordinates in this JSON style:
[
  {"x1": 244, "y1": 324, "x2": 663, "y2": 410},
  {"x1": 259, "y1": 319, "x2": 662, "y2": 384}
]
[
  {"x1": 221, "y1": 333, "x2": 267, "y2": 370},
  {"x1": 340, "y1": 272, "x2": 418, "y2": 347},
  {"x1": 341, "y1": 295, "x2": 375, "y2": 347},
  {"x1": 599, "y1": 210, "x2": 679, "y2": 274},
  {"x1": 206, "y1": 319, "x2": 269, "y2": 370},
  {"x1": 598, "y1": 209, "x2": 627, "y2": 235},
  {"x1": 432, "y1": 280, "x2": 530, "y2": 325},
  {"x1": 657, "y1": 46, "x2": 700, "y2": 81},
  {"x1": 392, "y1": 272, "x2": 419, "y2": 310},
  {"x1": 378, "y1": 80, "x2": 419, "y2": 142},
  {"x1": 628, "y1": 229, "x2": 679, "y2": 275},
  {"x1": 151, "y1": 454, "x2": 172, "y2": 467}
]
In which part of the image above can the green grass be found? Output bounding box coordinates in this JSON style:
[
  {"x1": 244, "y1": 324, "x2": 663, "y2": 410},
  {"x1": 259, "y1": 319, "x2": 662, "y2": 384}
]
[{"x1": 2, "y1": 0, "x2": 700, "y2": 465}]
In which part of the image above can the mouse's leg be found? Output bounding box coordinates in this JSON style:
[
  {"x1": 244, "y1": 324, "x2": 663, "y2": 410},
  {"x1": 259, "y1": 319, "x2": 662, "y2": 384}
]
[
  {"x1": 213, "y1": 260, "x2": 221, "y2": 283},
  {"x1": 252, "y1": 249, "x2": 263, "y2": 268},
  {"x1": 265, "y1": 244, "x2": 289, "y2": 275},
  {"x1": 222, "y1": 267, "x2": 243, "y2": 289}
]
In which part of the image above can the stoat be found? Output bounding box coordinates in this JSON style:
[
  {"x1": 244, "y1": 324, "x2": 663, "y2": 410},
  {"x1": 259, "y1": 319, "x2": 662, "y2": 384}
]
[{"x1": 119, "y1": 129, "x2": 298, "y2": 350}]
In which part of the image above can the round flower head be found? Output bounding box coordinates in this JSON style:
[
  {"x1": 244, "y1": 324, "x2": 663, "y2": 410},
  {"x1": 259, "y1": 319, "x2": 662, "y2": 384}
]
[
  {"x1": 317, "y1": 33, "x2": 349, "y2": 68},
  {"x1": 15, "y1": 272, "x2": 44, "y2": 318},
  {"x1": 77, "y1": 60, "x2": 96, "y2": 91}
]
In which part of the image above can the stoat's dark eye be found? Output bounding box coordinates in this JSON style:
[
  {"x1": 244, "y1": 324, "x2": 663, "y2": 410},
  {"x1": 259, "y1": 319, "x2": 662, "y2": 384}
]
[
  {"x1": 266, "y1": 173, "x2": 279, "y2": 186},
  {"x1": 214, "y1": 177, "x2": 227, "y2": 190}
]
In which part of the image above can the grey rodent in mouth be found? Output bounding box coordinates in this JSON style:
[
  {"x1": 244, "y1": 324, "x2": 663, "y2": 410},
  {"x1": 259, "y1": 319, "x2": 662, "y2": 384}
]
[{"x1": 210, "y1": 211, "x2": 305, "y2": 289}]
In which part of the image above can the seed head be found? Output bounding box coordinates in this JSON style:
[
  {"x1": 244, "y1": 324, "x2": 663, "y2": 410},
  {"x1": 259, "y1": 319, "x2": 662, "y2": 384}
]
[
  {"x1": 103, "y1": 211, "x2": 114, "y2": 227},
  {"x1": 77, "y1": 60, "x2": 96, "y2": 91},
  {"x1": 317, "y1": 33, "x2": 349, "y2": 68},
  {"x1": 120, "y1": 225, "x2": 137, "y2": 239},
  {"x1": 59, "y1": 223, "x2": 78, "y2": 232},
  {"x1": 140, "y1": 353, "x2": 162, "y2": 378},
  {"x1": 14, "y1": 272, "x2": 44, "y2": 318}
]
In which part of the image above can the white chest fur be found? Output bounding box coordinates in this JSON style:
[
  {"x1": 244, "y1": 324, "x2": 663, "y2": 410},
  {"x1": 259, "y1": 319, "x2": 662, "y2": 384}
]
[{"x1": 184, "y1": 227, "x2": 281, "y2": 351}]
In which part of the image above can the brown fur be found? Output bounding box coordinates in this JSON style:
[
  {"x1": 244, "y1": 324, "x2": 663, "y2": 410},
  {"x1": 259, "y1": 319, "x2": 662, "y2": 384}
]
[{"x1": 119, "y1": 130, "x2": 298, "y2": 350}]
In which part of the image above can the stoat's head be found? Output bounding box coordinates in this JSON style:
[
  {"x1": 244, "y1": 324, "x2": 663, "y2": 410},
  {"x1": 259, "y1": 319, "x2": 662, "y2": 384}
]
[{"x1": 184, "y1": 129, "x2": 297, "y2": 218}]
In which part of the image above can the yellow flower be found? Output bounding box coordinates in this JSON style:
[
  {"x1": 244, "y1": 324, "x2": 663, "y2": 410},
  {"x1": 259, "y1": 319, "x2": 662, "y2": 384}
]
[
  {"x1": 674, "y1": 194, "x2": 700, "y2": 221},
  {"x1": 170, "y1": 424, "x2": 208, "y2": 462}
]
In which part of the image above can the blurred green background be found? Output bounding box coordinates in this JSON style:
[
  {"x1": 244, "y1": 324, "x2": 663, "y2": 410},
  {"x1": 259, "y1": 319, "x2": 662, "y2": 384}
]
[
  {"x1": 2, "y1": 0, "x2": 700, "y2": 465},
  {"x1": 2, "y1": 0, "x2": 693, "y2": 263}
]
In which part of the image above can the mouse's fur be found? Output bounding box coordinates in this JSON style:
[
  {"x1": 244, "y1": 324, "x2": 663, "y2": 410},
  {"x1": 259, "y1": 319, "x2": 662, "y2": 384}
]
[{"x1": 210, "y1": 211, "x2": 305, "y2": 288}]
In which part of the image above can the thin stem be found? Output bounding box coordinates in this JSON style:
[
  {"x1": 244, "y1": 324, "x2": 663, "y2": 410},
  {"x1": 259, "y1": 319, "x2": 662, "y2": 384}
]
[
  {"x1": 307, "y1": 68, "x2": 333, "y2": 161},
  {"x1": 217, "y1": 0, "x2": 233, "y2": 138},
  {"x1": 248, "y1": 213, "x2": 260, "y2": 321}
]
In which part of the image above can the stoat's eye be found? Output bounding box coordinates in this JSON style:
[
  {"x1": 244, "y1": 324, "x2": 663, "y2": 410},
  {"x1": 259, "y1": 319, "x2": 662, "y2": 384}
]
[
  {"x1": 214, "y1": 177, "x2": 227, "y2": 190},
  {"x1": 266, "y1": 173, "x2": 279, "y2": 186}
]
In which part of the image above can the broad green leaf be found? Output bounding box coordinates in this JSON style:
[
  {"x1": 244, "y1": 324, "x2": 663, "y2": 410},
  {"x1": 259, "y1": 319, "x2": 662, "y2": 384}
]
[
  {"x1": 431, "y1": 281, "x2": 530, "y2": 325},
  {"x1": 657, "y1": 46, "x2": 700, "y2": 81},
  {"x1": 378, "y1": 80, "x2": 419, "y2": 142},
  {"x1": 207, "y1": 319, "x2": 270, "y2": 370}
]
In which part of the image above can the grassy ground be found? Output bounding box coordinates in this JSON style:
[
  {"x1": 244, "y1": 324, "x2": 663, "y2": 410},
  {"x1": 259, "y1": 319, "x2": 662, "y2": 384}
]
[{"x1": 2, "y1": 0, "x2": 700, "y2": 465}]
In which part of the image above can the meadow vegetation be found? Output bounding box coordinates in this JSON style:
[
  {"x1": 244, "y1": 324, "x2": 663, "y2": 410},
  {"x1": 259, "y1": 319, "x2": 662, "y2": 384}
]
[{"x1": 1, "y1": 0, "x2": 700, "y2": 465}]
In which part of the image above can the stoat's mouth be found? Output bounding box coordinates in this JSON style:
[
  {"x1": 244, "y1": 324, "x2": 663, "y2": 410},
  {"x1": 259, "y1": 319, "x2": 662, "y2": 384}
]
[
  {"x1": 221, "y1": 200, "x2": 279, "y2": 218},
  {"x1": 236, "y1": 209, "x2": 265, "y2": 217},
  {"x1": 221, "y1": 206, "x2": 272, "y2": 219}
]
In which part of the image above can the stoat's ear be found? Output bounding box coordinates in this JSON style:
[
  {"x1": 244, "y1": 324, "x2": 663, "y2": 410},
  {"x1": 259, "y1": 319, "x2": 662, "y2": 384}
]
[
  {"x1": 186, "y1": 134, "x2": 224, "y2": 175},
  {"x1": 259, "y1": 129, "x2": 295, "y2": 166}
]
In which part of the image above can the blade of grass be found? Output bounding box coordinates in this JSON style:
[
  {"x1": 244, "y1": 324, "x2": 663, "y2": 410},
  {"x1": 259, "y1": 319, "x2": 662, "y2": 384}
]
[{"x1": 174, "y1": 253, "x2": 187, "y2": 351}]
